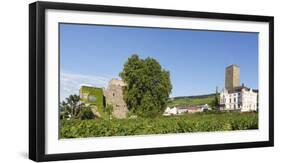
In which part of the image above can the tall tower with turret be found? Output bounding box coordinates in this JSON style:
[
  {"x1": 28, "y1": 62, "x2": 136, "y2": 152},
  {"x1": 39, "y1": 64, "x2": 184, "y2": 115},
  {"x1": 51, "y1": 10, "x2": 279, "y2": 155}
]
[{"x1": 225, "y1": 65, "x2": 240, "y2": 90}]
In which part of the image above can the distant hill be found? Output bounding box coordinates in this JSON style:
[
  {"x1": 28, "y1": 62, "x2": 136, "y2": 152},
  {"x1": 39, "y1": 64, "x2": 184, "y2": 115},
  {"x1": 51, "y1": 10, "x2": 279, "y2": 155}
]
[{"x1": 167, "y1": 93, "x2": 217, "y2": 107}]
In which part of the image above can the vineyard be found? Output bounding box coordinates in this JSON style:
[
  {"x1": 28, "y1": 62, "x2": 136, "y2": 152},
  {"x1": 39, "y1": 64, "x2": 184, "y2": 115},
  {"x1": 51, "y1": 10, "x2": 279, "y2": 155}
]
[
  {"x1": 60, "y1": 111, "x2": 258, "y2": 138},
  {"x1": 167, "y1": 93, "x2": 217, "y2": 107}
]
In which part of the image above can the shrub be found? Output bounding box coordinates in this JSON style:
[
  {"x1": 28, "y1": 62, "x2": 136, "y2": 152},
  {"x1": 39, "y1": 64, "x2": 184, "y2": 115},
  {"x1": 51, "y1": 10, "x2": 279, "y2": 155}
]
[
  {"x1": 79, "y1": 107, "x2": 95, "y2": 120},
  {"x1": 60, "y1": 112, "x2": 258, "y2": 138}
]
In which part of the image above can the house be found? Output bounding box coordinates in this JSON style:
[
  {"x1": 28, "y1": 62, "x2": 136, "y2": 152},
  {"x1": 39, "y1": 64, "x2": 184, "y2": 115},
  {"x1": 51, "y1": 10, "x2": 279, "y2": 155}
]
[
  {"x1": 163, "y1": 106, "x2": 178, "y2": 116},
  {"x1": 177, "y1": 106, "x2": 188, "y2": 114},
  {"x1": 186, "y1": 106, "x2": 203, "y2": 113},
  {"x1": 186, "y1": 104, "x2": 210, "y2": 113},
  {"x1": 201, "y1": 104, "x2": 211, "y2": 111},
  {"x1": 163, "y1": 104, "x2": 210, "y2": 116}
]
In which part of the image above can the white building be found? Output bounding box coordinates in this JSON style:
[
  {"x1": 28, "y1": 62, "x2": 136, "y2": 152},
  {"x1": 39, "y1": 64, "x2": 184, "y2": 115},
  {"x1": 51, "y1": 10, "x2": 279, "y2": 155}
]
[
  {"x1": 220, "y1": 86, "x2": 258, "y2": 112},
  {"x1": 177, "y1": 107, "x2": 188, "y2": 114},
  {"x1": 163, "y1": 107, "x2": 178, "y2": 116},
  {"x1": 219, "y1": 65, "x2": 258, "y2": 112}
]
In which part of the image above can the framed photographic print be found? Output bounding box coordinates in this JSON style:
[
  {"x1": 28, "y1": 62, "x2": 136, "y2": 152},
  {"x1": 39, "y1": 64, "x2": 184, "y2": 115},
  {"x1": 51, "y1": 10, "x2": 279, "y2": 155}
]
[{"x1": 29, "y1": 1, "x2": 274, "y2": 162}]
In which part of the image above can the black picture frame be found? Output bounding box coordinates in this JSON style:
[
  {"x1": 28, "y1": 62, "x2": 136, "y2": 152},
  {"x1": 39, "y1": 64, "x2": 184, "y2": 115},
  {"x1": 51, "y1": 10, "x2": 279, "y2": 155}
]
[{"x1": 29, "y1": 1, "x2": 274, "y2": 162}]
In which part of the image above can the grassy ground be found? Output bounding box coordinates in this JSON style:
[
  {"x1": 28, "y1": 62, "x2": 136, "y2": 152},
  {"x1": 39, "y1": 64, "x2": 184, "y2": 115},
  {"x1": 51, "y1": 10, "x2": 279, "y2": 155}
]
[{"x1": 60, "y1": 111, "x2": 258, "y2": 138}]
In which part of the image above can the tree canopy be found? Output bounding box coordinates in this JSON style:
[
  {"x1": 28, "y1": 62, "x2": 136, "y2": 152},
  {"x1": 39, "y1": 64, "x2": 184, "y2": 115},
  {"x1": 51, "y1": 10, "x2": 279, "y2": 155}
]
[{"x1": 120, "y1": 54, "x2": 172, "y2": 117}]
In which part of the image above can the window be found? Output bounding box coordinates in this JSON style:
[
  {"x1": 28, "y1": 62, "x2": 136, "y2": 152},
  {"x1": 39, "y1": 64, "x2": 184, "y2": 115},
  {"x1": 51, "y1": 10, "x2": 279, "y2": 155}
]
[{"x1": 88, "y1": 95, "x2": 97, "y2": 102}]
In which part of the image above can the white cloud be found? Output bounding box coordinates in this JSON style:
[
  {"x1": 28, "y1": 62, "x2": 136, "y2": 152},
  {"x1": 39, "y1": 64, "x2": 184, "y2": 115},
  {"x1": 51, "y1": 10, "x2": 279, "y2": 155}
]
[{"x1": 60, "y1": 72, "x2": 113, "y2": 101}]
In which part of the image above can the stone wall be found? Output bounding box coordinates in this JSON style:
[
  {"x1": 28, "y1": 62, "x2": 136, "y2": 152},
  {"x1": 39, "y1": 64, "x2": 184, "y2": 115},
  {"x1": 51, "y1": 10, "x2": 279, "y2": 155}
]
[{"x1": 104, "y1": 79, "x2": 128, "y2": 119}]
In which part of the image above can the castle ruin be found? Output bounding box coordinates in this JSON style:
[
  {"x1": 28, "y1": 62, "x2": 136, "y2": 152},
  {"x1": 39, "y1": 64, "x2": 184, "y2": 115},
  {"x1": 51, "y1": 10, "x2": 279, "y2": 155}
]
[
  {"x1": 104, "y1": 79, "x2": 129, "y2": 119},
  {"x1": 79, "y1": 78, "x2": 128, "y2": 119}
]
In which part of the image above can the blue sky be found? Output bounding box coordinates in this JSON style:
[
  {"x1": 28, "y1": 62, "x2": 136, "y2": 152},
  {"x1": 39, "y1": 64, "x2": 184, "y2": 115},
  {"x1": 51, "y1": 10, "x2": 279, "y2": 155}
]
[{"x1": 60, "y1": 23, "x2": 258, "y2": 100}]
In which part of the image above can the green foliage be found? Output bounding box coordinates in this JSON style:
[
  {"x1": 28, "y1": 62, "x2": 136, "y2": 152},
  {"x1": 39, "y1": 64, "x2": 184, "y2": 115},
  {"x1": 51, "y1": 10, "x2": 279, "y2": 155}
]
[
  {"x1": 60, "y1": 112, "x2": 258, "y2": 138},
  {"x1": 79, "y1": 107, "x2": 95, "y2": 120},
  {"x1": 119, "y1": 54, "x2": 172, "y2": 117},
  {"x1": 105, "y1": 104, "x2": 113, "y2": 117},
  {"x1": 80, "y1": 86, "x2": 105, "y2": 117},
  {"x1": 59, "y1": 94, "x2": 85, "y2": 120},
  {"x1": 211, "y1": 87, "x2": 219, "y2": 108}
]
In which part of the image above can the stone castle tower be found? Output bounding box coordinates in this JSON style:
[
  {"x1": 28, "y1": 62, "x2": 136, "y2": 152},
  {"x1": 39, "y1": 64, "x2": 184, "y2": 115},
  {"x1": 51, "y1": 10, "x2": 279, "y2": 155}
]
[
  {"x1": 225, "y1": 65, "x2": 240, "y2": 90},
  {"x1": 104, "y1": 79, "x2": 129, "y2": 119}
]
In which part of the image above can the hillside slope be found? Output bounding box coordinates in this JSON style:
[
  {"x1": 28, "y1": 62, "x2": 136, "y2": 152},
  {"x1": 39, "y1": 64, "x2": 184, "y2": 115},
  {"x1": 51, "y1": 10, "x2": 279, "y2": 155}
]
[{"x1": 167, "y1": 93, "x2": 217, "y2": 107}]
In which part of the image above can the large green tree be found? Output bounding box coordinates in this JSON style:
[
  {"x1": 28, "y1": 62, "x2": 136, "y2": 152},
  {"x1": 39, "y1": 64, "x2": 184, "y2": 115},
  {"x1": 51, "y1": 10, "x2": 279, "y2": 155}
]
[{"x1": 120, "y1": 54, "x2": 172, "y2": 117}]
